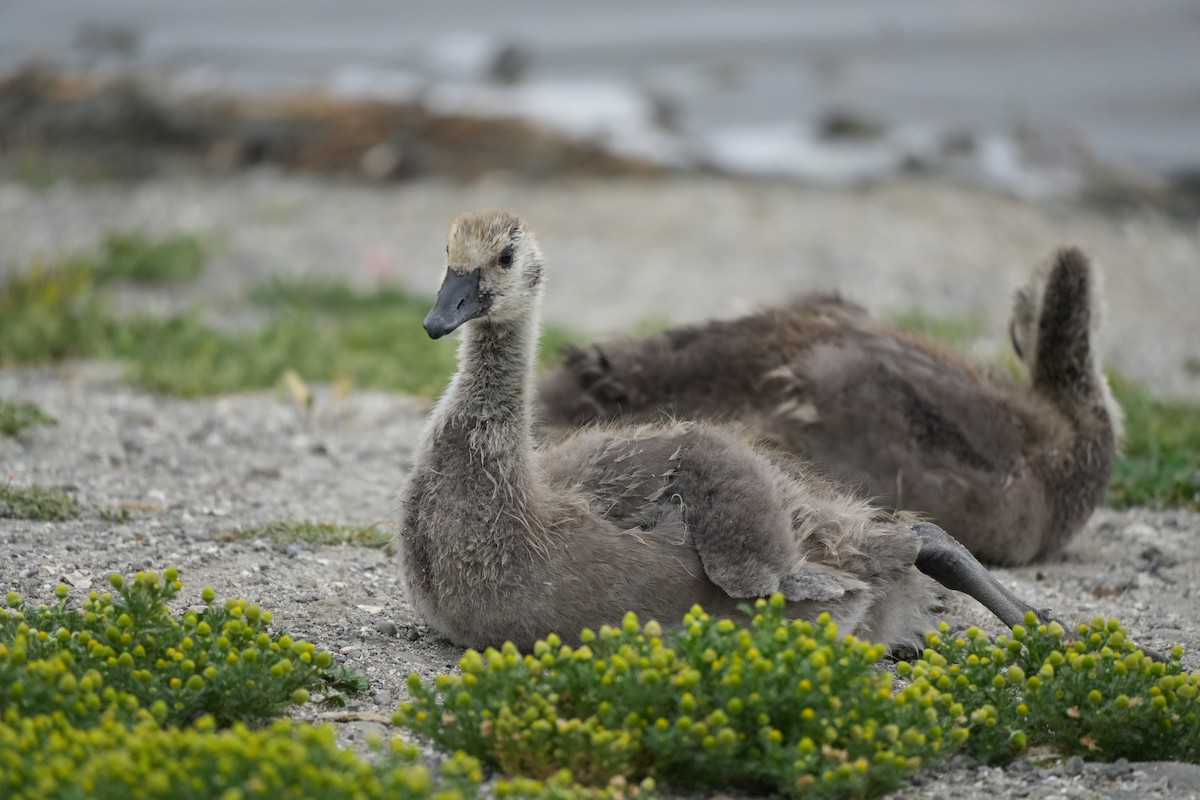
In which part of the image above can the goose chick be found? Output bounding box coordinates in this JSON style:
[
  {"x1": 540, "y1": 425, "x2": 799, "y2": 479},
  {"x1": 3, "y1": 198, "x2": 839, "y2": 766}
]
[
  {"x1": 396, "y1": 209, "x2": 1045, "y2": 652},
  {"x1": 538, "y1": 248, "x2": 1119, "y2": 566}
]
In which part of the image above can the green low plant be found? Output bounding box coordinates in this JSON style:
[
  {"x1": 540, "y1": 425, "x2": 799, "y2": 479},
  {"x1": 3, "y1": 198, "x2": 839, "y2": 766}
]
[
  {"x1": 0, "y1": 569, "x2": 647, "y2": 800},
  {"x1": 0, "y1": 714, "x2": 483, "y2": 800},
  {"x1": 234, "y1": 520, "x2": 391, "y2": 548},
  {"x1": 398, "y1": 600, "x2": 1199, "y2": 798},
  {"x1": 0, "y1": 399, "x2": 56, "y2": 437},
  {"x1": 320, "y1": 663, "x2": 373, "y2": 708},
  {"x1": 909, "y1": 615, "x2": 1199, "y2": 764},
  {"x1": 398, "y1": 598, "x2": 959, "y2": 799},
  {"x1": 495, "y1": 772, "x2": 656, "y2": 800},
  {"x1": 0, "y1": 483, "x2": 79, "y2": 520},
  {"x1": 0, "y1": 711, "x2": 645, "y2": 800},
  {"x1": 0, "y1": 569, "x2": 332, "y2": 728}
]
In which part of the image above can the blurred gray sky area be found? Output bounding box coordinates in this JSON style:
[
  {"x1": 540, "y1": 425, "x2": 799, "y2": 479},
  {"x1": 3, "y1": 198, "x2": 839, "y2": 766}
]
[{"x1": 1, "y1": 0, "x2": 1198, "y2": 175}]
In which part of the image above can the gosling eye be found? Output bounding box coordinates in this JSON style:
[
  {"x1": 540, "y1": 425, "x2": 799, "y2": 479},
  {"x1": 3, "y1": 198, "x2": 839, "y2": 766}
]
[{"x1": 498, "y1": 246, "x2": 514, "y2": 268}]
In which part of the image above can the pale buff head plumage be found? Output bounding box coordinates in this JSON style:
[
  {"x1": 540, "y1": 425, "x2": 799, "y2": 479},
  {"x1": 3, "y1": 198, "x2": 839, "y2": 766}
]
[{"x1": 424, "y1": 209, "x2": 545, "y2": 338}]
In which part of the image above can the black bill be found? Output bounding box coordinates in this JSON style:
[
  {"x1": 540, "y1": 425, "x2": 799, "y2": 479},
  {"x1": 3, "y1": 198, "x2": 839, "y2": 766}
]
[{"x1": 424, "y1": 269, "x2": 485, "y2": 339}]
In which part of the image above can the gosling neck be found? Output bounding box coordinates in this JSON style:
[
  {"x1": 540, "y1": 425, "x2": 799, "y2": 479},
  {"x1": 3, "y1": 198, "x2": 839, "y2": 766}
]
[
  {"x1": 462, "y1": 308, "x2": 538, "y2": 402},
  {"x1": 429, "y1": 300, "x2": 543, "y2": 466}
]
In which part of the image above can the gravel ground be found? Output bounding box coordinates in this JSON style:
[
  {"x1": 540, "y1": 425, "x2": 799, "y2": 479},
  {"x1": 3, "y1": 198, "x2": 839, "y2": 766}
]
[{"x1": 2, "y1": 173, "x2": 1200, "y2": 797}]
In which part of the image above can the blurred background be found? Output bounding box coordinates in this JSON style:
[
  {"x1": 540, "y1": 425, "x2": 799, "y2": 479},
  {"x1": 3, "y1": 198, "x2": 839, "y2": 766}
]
[
  {"x1": 1, "y1": 0, "x2": 1198, "y2": 397},
  {"x1": 4, "y1": 0, "x2": 1200, "y2": 187}
]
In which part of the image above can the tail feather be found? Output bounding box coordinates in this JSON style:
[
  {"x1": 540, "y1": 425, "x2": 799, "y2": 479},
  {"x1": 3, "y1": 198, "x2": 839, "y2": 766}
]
[{"x1": 1030, "y1": 247, "x2": 1099, "y2": 402}]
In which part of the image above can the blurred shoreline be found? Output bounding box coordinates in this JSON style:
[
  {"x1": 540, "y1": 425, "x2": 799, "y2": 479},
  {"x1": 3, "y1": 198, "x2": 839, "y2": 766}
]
[
  {"x1": 1, "y1": 0, "x2": 1198, "y2": 207},
  {"x1": 3, "y1": 62, "x2": 1199, "y2": 223}
]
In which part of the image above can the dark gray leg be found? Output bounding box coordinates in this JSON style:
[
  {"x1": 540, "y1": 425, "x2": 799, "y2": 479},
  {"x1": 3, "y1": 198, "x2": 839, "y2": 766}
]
[
  {"x1": 911, "y1": 522, "x2": 1050, "y2": 630},
  {"x1": 912, "y1": 522, "x2": 1168, "y2": 662}
]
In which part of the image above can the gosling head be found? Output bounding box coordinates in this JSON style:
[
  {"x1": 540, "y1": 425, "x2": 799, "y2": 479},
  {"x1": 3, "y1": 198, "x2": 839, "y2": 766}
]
[{"x1": 424, "y1": 209, "x2": 545, "y2": 339}]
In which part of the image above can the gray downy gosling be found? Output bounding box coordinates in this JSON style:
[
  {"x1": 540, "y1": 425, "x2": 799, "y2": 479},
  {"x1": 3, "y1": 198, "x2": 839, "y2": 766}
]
[
  {"x1": 395, "y1": 209, "x2": 1049, "y2": 652},
  {"x1": 538, "y1": 248, "x2": 1120, "y2": 567}
]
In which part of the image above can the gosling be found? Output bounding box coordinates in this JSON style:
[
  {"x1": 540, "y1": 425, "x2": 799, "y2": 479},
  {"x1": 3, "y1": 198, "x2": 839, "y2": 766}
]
[
  {"x1": 538, "y1": 249, "x2": 1120, "y2": 566},
  {"x1": 395, "y1": 210, "x2": 1046, "y2": 652}
]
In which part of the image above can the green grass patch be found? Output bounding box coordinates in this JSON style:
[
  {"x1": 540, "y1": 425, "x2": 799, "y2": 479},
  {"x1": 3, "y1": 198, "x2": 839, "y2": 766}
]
[
  {"x1": 1107, "y1": 372, "x2": 1200, "y2": 510},
  {"x1": 108, "y1": 312, "x2": 375, "y2": 397},
  {"x1": 399, "y1": 598, "x2": 1197, "y2": 799},
  {"x1": 249, "y1": 276, "x2": 431, "y2": 314},
  {"x1": 11, "y1": 148, "x2": 62, "y2": 189},
  {"x1": 0, "y1": 483, "x2": 78, "y2": 521},
  {"x1": 249, "y1": 276, "x2": 581, "y2": 378},
  {"x1": 98, "y1": 506, "x2": 132, "y2": 524},
  {"x1": 0, "y1": 399, "x2": 55, "y2": 437},
  {"x1": 92, "y1": 232, "x2": 207, "y2": 284},
  {"x1": 235, "y1": 520, "x2": 392, "y2": 548},
  {"x1": 0, "y1": 249, "x2": 579, "y2": 396},
  {"x1": 0, "y1": 258, "x2": 112, "y2": 366},
  {"x1": 887, "y1": 308, "x2": 990, "y2": 347},
  {"x1": 0, "y1": 232, "x2": 205, "y2": 366}
]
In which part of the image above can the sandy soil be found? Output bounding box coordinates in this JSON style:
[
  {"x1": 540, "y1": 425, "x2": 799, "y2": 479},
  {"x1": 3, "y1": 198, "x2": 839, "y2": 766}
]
[{"x1": 2, "y1": 174, "x2": 1200, "y2": 797}]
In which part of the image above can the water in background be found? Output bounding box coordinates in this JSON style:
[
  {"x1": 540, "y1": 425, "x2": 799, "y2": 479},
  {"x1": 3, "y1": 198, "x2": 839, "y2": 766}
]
[{"x1": 2, "y1": 0, "x2": 1198, "y2": 191}]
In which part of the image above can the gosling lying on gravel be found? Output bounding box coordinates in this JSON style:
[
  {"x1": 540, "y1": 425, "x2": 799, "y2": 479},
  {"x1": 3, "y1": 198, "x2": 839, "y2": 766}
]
[
  {"x1": 538, "y1": 248, "x2": 1120, "y2": 567},
  {"x1": 394, "y1": 209, "x2": 1048, "y2": 652}
]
